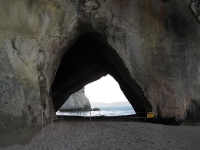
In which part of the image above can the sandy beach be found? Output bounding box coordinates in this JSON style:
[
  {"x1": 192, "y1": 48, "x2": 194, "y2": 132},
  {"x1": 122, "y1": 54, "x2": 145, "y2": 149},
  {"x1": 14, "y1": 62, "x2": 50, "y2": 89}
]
[{"x1": 1, "y1": 117, "x2": 200, "y2": 150}]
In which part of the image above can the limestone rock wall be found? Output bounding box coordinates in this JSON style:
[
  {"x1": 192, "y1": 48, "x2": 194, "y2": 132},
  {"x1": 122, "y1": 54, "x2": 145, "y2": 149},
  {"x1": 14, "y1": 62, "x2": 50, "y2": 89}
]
[
  {"x1": 60, "y1": 88, "x2": 91, "y2": 111},
  {"x1": 0, "y1": 0, "x2": 78, "y2": 146},
  {"x1": 1, "y1": 0, "x2": 200, "y2": 147}
]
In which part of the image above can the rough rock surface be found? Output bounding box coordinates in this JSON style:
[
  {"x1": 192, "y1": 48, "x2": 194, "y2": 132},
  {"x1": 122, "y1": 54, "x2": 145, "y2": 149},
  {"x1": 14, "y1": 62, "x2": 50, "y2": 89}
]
[
  {"x1": 60, "y1": 88, "x2": 91, "y2": 111},
  {"x1": 1, "y1": 0, "x2": 200, "y2": 147}
]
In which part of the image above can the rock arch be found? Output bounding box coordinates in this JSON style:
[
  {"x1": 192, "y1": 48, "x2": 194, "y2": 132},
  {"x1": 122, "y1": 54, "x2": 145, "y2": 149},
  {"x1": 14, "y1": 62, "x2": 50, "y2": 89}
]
[
  {"x1": 1, "y1": 0, "x2": 200, "y2": 147},
  {"x1": 51, "y1": 32, "x2": 152, "y2": 116}
]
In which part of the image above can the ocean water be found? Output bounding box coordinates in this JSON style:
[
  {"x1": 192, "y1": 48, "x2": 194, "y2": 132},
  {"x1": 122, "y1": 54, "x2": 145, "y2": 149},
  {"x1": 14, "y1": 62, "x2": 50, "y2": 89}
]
[{"x1": 56, "y1": 106, "x2": 136, "y2": 117}]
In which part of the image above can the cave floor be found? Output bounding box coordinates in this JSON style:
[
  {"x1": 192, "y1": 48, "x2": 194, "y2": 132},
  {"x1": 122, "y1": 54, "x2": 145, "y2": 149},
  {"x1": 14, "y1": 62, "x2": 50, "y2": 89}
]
[{"x1": 1, "y1": 120, "x2": 200, "y2": 150}]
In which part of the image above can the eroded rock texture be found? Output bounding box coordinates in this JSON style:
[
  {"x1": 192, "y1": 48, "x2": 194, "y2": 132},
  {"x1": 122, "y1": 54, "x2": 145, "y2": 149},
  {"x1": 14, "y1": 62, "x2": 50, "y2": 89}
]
[
  {"x1": 1, "y1": 0, "x2": 200, "y2": 147},
  {"x1": 60, "y1": 88, "x2": 91, "y2": 111}
]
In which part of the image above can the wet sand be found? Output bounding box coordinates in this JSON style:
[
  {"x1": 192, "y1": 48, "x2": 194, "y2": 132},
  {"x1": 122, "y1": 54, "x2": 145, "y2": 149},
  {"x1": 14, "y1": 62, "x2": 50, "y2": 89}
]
[{"x1": 1, "y1": 117, "x2": 200, "y2": 150}]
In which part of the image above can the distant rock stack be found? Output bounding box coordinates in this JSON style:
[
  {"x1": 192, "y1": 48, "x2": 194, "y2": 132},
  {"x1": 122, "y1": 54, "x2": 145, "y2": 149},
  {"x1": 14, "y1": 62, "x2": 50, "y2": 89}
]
[{"x1": 60, "y1": 87, "x2": 91, "y2": 111}]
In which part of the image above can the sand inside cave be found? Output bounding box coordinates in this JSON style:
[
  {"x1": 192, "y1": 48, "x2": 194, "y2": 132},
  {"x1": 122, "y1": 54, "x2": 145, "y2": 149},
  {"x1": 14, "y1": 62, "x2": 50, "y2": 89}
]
[{"x1": 1, "y1": 118, "x2": 200, "y2": 150}]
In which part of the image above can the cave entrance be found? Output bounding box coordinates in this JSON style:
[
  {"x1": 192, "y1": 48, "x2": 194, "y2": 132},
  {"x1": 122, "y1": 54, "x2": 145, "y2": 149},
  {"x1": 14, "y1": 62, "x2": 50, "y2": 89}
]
[{"x1": 51, "y1": 33, "x2": 152, "y2": 117}]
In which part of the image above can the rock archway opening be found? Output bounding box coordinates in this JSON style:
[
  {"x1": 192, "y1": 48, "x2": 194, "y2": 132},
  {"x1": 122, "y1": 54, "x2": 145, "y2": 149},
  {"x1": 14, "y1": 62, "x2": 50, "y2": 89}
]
[
  {"x1": 85, "y1": 74, "x2": 136, "y2": 116},
  {"x1": 85, "y1": 74, "x2": 131, "y2": 105},
  {"x1": 51, "y1": 33, "x2": 152, "y2": 117}
]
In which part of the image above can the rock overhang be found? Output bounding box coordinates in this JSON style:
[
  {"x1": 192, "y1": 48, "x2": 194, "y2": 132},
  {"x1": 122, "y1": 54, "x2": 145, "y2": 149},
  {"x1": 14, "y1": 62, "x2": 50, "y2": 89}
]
[
  {"x1": 1, "y1": 0, "x2": 200, "y2": 147},
  {"x1": 51, "y1": 33, "x2": 152, "y2": 115}
]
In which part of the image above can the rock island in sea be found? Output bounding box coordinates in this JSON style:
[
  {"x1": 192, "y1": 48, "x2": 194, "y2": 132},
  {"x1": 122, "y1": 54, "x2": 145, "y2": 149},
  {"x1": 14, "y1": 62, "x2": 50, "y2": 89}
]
[{"x1": 59, "y1": 87, "x2": 91, "y2": 111}]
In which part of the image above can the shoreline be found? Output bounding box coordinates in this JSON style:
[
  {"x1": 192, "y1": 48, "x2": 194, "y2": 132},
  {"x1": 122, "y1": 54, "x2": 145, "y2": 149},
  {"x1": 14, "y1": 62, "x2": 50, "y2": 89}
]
[{"x1": 56, "y1": 114, "x2": 155, "y2": 123}]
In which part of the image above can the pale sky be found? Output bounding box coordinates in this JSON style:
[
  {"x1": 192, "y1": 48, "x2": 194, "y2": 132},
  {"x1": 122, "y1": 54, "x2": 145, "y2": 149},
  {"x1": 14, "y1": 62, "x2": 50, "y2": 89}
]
[{"x1": 85, "y1": 75, "x2": 128, "y2": 103}]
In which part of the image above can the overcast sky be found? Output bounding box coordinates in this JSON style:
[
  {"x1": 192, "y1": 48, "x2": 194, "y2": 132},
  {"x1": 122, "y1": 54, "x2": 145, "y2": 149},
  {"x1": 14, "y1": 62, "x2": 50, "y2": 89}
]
[{"x1": 85, "y1": 75, "x2": 128, "y2": 103}]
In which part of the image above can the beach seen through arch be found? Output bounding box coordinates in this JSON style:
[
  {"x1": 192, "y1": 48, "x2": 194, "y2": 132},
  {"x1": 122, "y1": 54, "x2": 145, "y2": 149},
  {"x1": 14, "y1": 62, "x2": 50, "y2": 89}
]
[{"x1": 56, "y1": 75, "x2": 136, "y2": 117}]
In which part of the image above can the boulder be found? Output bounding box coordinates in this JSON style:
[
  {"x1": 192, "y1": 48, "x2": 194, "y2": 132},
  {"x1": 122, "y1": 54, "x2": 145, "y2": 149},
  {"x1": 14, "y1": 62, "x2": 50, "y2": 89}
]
[
  {"x1": 60, "y1": 88, "x2": 91, "y2": 111},
  {"x1": 93, "y1": 108, "x2": 101, "y2": 111}
]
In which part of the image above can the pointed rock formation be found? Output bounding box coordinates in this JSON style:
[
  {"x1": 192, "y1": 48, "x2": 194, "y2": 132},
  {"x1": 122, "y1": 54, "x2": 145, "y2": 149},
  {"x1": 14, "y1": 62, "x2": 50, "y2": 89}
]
[{"x1": 60, "y1": 88, "x2": 91, "y2": 111}]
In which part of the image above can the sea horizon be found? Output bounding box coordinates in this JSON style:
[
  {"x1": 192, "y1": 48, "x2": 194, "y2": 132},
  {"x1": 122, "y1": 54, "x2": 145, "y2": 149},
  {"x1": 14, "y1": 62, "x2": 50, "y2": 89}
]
[{"x1": 56, "y1": 105, "x2": 136, "y2": 117}]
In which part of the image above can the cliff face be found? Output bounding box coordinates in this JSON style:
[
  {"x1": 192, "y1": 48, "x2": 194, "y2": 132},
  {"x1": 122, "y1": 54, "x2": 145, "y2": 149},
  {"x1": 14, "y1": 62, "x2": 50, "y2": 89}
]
[
  {"x1": 60, "y1": 88, "x2": 91, "y2": 111},
  {"x1": 1, "y1": 0, "x2": 200, "y2": 147}
]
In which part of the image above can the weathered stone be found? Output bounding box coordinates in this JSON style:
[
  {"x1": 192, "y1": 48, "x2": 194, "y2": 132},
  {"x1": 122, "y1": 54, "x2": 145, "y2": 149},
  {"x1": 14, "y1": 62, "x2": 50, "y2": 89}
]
[
  {"x1": 60, "y1": 88, "x2": 91, "y2": 111},
  {"x1": 1, "y1": 0, "x2": 200, "y2": 147}
]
